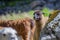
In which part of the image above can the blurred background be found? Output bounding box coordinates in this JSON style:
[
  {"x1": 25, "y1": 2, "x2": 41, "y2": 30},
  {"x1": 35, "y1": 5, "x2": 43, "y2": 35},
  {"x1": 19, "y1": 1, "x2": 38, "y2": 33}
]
[{"x1": 0, "y1": 0, "x2": 60, "y2": 20}]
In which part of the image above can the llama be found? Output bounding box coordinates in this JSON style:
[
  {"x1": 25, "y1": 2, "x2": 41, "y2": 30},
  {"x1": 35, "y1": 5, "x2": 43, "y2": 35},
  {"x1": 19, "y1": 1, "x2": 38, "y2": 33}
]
[
  {"x1": 33, "y1": 10, "x2": 49, "y2": 40},
  {"x1": 0, "y1": 27, "x2": 18, "y2": 40},
  {"x1": 0, "y1": 17, "x2": 35, "y2": 40}
]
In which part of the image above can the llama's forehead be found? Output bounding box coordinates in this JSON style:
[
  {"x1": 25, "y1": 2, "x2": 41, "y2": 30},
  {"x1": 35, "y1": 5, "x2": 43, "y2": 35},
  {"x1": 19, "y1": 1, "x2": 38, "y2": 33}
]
[
  {"x1": 34, "y1": 11, "x2": 42, "y2": 15},
  {"x1": 1, "y1": 27, "x2": 17, "y2": 34}
]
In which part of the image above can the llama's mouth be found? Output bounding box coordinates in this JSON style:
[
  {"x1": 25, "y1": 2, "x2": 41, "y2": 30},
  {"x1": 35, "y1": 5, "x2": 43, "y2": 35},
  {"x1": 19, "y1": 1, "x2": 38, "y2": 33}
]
[
  {"x1": 34, "y1": 16, "x2": 41, "y2": 20},
  {"x1": 36, "y1": 18, "x2": 41, "y2": 20}
]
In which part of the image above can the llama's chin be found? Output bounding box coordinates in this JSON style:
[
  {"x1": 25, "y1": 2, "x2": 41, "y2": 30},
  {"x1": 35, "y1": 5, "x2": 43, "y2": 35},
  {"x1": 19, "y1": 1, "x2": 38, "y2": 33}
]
[{"x1": 34, "y1": 17, "x2": 41, "y2": 21}]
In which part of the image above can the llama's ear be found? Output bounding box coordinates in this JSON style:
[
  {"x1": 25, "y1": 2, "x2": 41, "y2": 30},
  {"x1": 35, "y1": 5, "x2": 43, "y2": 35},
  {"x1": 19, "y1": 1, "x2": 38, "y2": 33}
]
[{"x1": 49, "y1": 14, "x2": 52, "y2": 17}]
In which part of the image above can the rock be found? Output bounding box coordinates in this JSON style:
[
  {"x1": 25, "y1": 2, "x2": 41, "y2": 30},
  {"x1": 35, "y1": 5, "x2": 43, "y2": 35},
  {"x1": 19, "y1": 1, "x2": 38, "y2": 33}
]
[{"x1": 40, "y1": 12, "x2": 60, "y2": 40}]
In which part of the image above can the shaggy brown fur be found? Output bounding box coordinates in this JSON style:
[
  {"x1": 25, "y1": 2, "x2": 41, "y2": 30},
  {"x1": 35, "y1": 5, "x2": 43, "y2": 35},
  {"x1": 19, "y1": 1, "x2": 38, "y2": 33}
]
[
  {"x1": 0, "y1": 17, "x2": 35, "y2": 40},
  {"x1": 33, "y1": 10, "x2": 48, "y2": 40}
]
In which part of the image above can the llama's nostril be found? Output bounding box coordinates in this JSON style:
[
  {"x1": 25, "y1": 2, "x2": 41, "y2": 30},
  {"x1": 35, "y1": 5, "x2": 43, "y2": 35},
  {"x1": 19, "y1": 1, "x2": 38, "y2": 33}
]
[{"x1": 11, "y1": 37, "x2": 15, "y2": 39}]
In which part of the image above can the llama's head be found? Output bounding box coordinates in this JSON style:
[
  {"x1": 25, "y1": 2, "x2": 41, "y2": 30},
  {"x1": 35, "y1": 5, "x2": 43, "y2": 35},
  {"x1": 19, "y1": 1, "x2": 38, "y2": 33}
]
[
  {"x1": 33, "y1": 10, "x2": 42, "y2": 21},
  {"x1": 0, "y1": 27, "x2": 18, "y2": 40}
]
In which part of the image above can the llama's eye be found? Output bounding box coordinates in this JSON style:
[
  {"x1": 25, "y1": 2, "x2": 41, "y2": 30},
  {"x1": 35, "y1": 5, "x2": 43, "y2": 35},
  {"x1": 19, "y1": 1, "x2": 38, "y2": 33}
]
[
  {"x1": 37, "y1": 14, "x2": 40, "y2": 15},
  {"x1": 3, "y1": 34, "x2": 6, "y2": 37}
]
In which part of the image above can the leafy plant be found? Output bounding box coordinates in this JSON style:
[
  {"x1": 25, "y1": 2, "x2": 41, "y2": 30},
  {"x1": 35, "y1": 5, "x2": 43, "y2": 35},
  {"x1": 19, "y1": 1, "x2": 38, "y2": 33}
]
[{"x1": 42, "y1": 7, "x2": 50, "y2": 17}]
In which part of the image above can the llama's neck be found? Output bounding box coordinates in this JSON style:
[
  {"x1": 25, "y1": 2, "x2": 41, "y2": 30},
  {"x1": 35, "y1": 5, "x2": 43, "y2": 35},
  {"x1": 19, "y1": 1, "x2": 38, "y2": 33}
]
[
  {"x1": 33, "y1": 20, "x2": 42, "y2": 40},
  {"x1": 35, "y1": 20, "x2": 43, "y2": 35},
  {"x1": 35, "y1": 20, "x2": 42, "y2": 30}
]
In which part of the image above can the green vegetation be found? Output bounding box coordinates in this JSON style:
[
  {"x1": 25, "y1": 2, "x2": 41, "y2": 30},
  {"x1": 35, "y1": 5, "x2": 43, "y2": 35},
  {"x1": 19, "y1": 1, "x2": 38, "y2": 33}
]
[
  {"x1": 0, "y1": 10, "x2": 34, "y2": 20},
  {"x1": 28, "y1": 10, "x2": 34, "y2": 18},
  {"x1": 42, "y1": 7, "x2": 50, "y2": 17}
]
